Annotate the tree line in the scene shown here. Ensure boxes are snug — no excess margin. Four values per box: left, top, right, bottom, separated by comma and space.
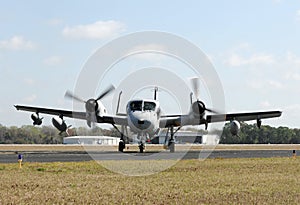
0, 123, 299, 144
220, 123, 300, 144
0, 124, 119, 144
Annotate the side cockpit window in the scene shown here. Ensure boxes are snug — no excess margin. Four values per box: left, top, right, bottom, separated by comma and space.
144, 101, 156, 111
130, 101, 142, 111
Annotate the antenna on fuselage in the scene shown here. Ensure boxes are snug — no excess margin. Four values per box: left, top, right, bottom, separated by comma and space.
154, 87, 158, 100
116, 91, 122, 114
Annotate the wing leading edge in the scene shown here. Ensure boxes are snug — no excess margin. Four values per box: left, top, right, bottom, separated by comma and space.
207, 111, 282, 123
160, 111, 282, 128
14, 105, 128, 126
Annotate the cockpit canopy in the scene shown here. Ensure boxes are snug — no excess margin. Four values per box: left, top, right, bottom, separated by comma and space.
129, 100, 156, 112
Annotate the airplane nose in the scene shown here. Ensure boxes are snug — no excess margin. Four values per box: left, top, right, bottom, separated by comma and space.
129, 112, 152, 131
136, 119, 151, 130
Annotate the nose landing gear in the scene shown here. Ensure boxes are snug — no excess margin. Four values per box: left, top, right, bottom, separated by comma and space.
138, 143, 145, 153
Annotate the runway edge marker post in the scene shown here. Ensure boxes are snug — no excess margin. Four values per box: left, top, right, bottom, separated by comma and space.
292, 150, 296, 159
18, 154, 23, 168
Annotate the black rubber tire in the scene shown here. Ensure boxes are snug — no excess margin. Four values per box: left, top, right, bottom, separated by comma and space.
139, 144, 144, 153
118, 141, 125, 152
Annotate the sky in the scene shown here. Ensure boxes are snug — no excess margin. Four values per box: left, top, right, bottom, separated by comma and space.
1, 0, 300, 128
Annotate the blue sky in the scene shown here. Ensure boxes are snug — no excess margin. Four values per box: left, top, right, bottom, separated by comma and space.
1, 0, 300, 128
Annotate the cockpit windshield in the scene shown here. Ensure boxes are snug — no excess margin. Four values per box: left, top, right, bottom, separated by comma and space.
130, 101, 142, 111
129, 100, 156, 111
144, 101, 156, 111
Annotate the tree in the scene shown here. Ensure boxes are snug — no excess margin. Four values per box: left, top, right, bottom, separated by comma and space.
0, 123, 300, 144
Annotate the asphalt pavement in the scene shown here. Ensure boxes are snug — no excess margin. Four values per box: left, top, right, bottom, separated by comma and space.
0, 149, 297, 163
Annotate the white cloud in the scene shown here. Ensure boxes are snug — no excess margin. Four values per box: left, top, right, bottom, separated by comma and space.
0, 36, 35, 50
23, 94, 37, 103
226, 53, 275, 67
23, 78, 35, 85
247, 79, 283, 90
267, 80, 283, 89
285, 72, 300, 81
43, 56, 63, 66
260, 101, 271, 108
286, 51, 300, 66
226, 54, 242, 67
275, 104, 300, 128
62, 20, 125, 40
233, 42, 251, 51
284, 52, 300, 81
247, 80, 263, 89
223, 43, 275, 67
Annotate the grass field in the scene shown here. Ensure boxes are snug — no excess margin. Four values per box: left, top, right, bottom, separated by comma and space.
0, 157, 299, 204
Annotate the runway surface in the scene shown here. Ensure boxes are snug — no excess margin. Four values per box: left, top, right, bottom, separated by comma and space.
0, 150, 297, 163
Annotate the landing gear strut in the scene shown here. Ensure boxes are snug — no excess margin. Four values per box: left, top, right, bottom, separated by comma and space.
169, 126, 175, 153
164, 126, 180, 153
137, 133, 146, 153
168, 140, 175, 153
113, 125, 129, 152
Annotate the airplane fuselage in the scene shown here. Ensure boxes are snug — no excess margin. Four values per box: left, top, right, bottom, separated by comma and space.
126, 99, 160, 136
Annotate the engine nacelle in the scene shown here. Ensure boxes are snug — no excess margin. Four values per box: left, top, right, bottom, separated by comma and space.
31, 113, 43, 126
230, 120, 240, 136
85, 99, 107, 117
191, 101, 206, 119
52, 117, 67, 133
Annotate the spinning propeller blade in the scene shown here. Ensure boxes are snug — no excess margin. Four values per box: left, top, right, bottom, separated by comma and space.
190, 77, 219, 114
96, 85, 115, 101
205, 107, 219, 114
64, 91, 86, 103
191, 77, 200, 101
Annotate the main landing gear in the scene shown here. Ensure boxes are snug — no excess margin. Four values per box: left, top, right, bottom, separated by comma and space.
164, 126, 180, 153
118, 140, 125, 152
114, 125, 129, 153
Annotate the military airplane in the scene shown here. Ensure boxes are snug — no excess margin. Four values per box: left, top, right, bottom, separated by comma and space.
14, 78, 281, 153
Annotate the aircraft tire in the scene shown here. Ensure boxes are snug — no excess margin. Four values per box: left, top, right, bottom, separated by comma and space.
139, 144, 144, 153
118, 141, 125, 152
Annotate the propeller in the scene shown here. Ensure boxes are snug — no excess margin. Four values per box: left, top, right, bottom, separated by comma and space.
96, 85, 115, 101
190, 77, 218, 114
65, 91, 86, 103
191, 77, 200, 101
64, 85, 115, 127
65, 85, 115, 103
204, 107, 219, 114
65, 85, 115, 104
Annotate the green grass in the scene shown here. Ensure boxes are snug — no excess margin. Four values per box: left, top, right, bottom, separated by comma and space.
0, 158, 300, 204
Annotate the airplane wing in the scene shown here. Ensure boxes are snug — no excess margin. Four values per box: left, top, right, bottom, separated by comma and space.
14, 105, 128, 125
160, 111, 282, 128
207, 111, 282, 123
